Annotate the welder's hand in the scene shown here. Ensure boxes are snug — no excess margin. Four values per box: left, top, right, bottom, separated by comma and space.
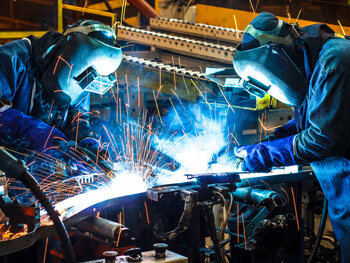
233, 135, 297, 172
78, 137, 109, 159
0, 108, 67, 152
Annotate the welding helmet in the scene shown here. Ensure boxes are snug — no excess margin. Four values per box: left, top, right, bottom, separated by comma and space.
40, 20, 122, 106
233, 12, 307, 107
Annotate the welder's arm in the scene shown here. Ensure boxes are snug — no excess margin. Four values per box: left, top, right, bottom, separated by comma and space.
0, 108, 67, 152
234, 135, 298, 172
273, 118, 298, 139
294, 70, 350, 162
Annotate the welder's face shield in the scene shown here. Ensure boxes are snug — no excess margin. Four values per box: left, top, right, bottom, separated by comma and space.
41, 28, 122, 106
233, 43, 307, 107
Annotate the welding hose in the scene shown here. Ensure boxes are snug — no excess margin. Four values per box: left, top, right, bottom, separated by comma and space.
0, 148, 76, 263
307, 197, 328, 263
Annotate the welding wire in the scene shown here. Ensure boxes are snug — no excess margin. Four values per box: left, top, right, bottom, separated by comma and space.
237, 203, 239, 243
241, 214, 247, 250
291, 187, 300, 231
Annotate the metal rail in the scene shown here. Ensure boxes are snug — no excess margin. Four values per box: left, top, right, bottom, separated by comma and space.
150, 17, 244, 44
118, 26, 235, 64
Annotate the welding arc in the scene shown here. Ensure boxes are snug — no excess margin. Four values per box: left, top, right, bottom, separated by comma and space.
75, 145, 113, 174
0, 148, 76, 263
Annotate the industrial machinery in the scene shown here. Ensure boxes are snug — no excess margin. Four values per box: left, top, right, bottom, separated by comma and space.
0, 1, 341, 263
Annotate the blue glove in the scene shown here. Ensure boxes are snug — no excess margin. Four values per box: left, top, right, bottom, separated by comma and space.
274, 118, 297, 139
234, 135, 297, 172
78, 137, 108, 159
0, 108, 67, 152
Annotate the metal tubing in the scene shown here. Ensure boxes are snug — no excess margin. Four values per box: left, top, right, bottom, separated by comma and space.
77, 216, 124, 241
231, 187, 276, 203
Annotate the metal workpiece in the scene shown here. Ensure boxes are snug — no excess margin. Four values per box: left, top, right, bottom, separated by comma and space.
118, 26, 235, 63
150, 17, 244, 44
231, 187, 277, 203
76, 216, 130, 242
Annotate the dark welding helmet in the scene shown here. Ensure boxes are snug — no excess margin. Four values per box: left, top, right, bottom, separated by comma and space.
40, 20, 122, 106
233, 12, 307, 107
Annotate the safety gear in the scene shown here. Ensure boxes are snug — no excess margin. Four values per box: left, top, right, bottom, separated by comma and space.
0, 108, 66, 152
233, 12, 307, 106
40, 20, 122, 106
274, 118, 297, 139
234, 135, 297, 172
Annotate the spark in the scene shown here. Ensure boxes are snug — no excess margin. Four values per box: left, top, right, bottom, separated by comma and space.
233, 15, 239, 39
153, 91, 163, 124
217, 84, 235, 114
184, 0, 193, 12
237, 203, 239, 243
44, 125, 55, 149
191, 79, 212, 109
172, 56, 176, 91
116, 212, 122, 247
295, 9, 302, 25
280, 186, 290, 203
43, 238, 48, 263
338, 20, 346, 35
248, 0, 255, 15
82, 1, 87, 16
144, 202, 150, 224
291, 186, 300, 231
241, 214, 247, 250
47, 100, 54, 123
259, 179, 273, 191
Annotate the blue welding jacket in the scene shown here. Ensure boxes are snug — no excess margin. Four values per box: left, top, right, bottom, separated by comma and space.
293, 37, 350, 262
0, 37, 91, 144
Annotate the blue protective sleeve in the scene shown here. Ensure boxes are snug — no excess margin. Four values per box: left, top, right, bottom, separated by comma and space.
0, 39, 34, 115
274, 118, 297, 138
0, 108, 67, 152
234, 135, 297, 172
294, 39, 350, 162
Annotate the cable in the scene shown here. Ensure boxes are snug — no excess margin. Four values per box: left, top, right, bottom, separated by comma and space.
307, 197, 328, 263
0, 148, 76, 263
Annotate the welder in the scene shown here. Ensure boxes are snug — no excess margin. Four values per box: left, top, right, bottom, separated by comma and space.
0, 20, 122, 165
232, 12, 350, 262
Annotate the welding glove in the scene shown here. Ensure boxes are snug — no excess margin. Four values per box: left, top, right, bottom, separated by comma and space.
0, 108, 67, 152
233, 135, 297, 172
78, 137, 109, 159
